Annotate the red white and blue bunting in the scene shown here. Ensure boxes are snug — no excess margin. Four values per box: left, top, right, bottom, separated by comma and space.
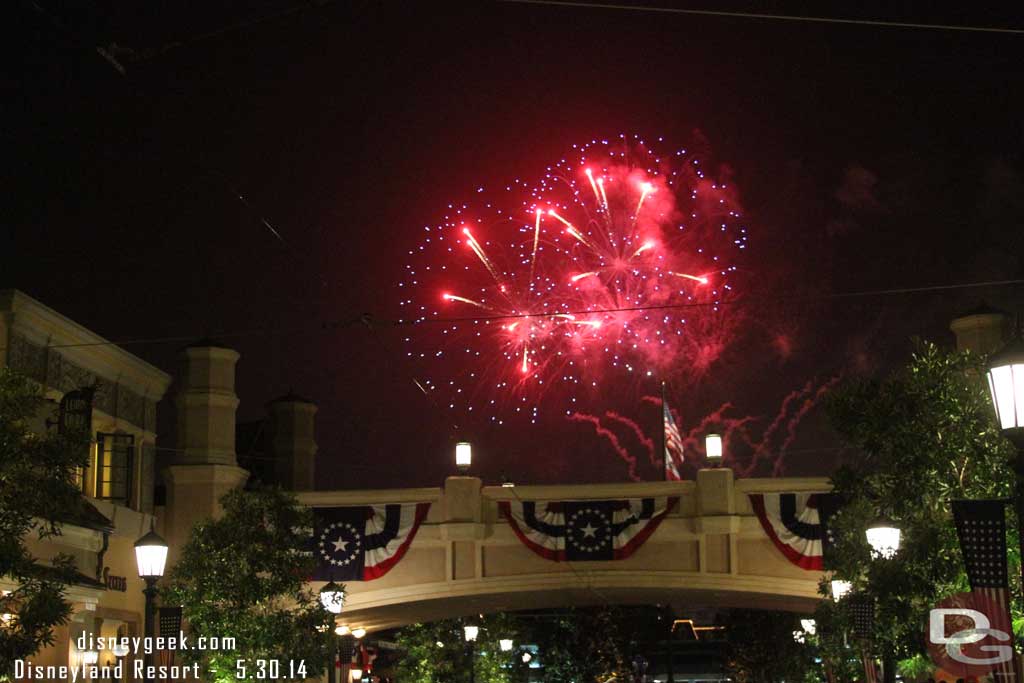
312, 503, 430, 581
748, 492, 833, 570
499, 497, 677, 561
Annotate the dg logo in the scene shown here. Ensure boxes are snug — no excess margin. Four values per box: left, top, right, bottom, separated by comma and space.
927, 592, 1016, 678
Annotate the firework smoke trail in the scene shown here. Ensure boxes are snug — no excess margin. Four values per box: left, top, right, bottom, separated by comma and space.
738, 380, 817, 477
631, 381, 839, 479
734, 376, 841, 477
632, 397, 757, 467
771, 375, 842, 476
399, 134, 749, 426
567, 412, 640, 481
603, 411, 657, 466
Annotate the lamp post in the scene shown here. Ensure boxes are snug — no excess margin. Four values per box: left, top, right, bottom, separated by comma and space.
865, 517, 901, 559
319, 581, 346, 615
133, 526, 168, 683
986, 336, 1024, 592
664, 608, 675, 683
521, 649, 533, 682
829, 579, 851, 602
860, 518, 901, 683
464, 624, 479, 683
456, 442, 473, 473
334, 627, 354, 683
346, 627, 366, 682
705, 433, 723, 463
320, 583, 345, 683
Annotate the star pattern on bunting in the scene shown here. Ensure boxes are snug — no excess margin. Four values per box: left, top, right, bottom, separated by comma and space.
567, 507, 610, 553
319, 521, 362, 567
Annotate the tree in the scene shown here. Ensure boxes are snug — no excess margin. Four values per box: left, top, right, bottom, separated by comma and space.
815, 341, 1016, 680
0, 367, 91, 677
161, 486, 334, 682
394, 613, 524, 683
528, 606, 633, 683
393, 606, 646, 683
718, 609, 822, 683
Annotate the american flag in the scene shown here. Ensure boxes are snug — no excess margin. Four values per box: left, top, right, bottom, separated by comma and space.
662, 385, 683, 481
848, 596, 874, 640
860, 647, 880, 683
952, 499, 1019, 682
848, 595, 880, 681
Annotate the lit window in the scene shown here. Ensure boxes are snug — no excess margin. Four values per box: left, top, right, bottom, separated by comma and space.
95, 433, 134, 506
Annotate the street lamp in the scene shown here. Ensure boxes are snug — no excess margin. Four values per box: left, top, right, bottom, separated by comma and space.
456, 442, 473, 473
705, 433, 723, 462
830, 579, 852, 602
800, 618, 817, 635
987, 337, 1024, 434
987, 336, 1024, 594
350, 668, 363, 681
134, 525, 168, 683
319, 581, 346, 614
320, 587, 348, 683
865, 517, 901, 559
464, 624, 479, 683
499, 638, 514, 652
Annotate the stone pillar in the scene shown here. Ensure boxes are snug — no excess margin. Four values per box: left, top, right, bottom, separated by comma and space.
696, 468, 735, 516
950, 305, 1009, 355
268, 393, 318, 491
441, 476, 483, 581
163, 341, 248, 564
695, 468, 739, 575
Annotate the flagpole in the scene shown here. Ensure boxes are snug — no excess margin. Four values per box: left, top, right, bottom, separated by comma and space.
661, 382, 668, 482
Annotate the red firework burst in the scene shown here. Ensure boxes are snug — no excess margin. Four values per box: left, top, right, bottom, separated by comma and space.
399, 134, 749, 425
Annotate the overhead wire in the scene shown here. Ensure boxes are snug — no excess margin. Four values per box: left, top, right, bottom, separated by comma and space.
499, 0, 1024, 36
42, 277, 1024, 350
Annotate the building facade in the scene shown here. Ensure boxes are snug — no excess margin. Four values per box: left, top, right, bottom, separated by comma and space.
1, 290, 320, 680
1, 290, 171, 678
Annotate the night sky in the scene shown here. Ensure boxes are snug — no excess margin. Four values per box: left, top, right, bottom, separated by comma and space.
7, 2, 1024, 489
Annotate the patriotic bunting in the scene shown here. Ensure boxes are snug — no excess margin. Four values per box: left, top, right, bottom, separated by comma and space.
312, 503, 430, 581
748, 492, 838, 570
499, 497, 677, 561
